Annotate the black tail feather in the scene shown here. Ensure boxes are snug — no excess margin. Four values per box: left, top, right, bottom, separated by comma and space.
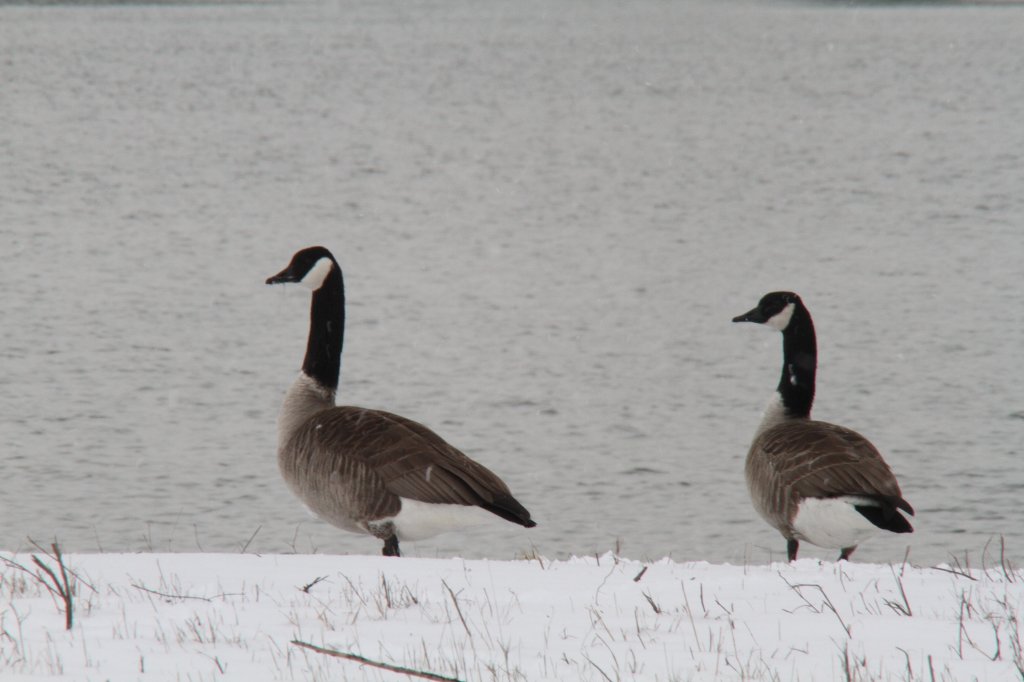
855, 502, 914, 534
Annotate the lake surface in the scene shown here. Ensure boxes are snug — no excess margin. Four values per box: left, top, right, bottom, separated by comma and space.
1, 0, 1022, 566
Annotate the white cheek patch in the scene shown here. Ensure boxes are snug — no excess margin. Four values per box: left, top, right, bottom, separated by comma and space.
765, 302, 795, 331
300, 257, 334, 290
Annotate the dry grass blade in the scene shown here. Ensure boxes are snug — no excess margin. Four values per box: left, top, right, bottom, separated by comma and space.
32, 555, 73, 630
779, 574, 851, 636
681, 582, 703, 652
239, 525, 262, 553
299, 576, 328, 594
885, 564, 913, 616
582, 653, 615, 682
291, 639, 465, 681
442, 579, 472, 638
2, 541, 82, 630
27, 538, 96, 593
999, 536, 1018, 584
642, 591, 662, 614
930, 564, 978, 581
132, 583, 213, 602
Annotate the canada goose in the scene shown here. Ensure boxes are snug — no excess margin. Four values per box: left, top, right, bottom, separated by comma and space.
732, 291, 913, 562
266, 246, 535, 557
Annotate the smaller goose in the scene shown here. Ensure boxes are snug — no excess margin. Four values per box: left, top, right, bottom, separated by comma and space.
267, 246, 536, 557
732, 292, 913, 562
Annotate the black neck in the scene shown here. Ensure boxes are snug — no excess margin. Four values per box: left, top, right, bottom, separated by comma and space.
777, 302, 817, 419
302, 265, 345, 392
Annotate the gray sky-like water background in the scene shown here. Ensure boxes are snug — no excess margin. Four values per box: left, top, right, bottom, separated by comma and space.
1, 0, 1022, 565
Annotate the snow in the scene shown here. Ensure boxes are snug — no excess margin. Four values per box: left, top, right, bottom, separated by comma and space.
2, 551, 1022, 681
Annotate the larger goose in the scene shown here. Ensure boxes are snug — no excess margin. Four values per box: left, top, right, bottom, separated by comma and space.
266, 246, 535, 557
732, 291, 913, 561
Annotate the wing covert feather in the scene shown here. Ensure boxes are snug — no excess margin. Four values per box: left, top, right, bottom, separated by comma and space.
753, 420, 907, 502
294, 407, 517, 509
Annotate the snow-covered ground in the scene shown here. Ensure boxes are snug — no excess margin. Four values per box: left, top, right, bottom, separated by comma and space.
2, 551, 1021, 681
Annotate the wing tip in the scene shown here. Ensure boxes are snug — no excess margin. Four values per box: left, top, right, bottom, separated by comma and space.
484, 494, 537, 529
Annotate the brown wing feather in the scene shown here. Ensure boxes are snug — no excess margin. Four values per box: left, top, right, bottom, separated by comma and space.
747, 419, 912, 532
296, 407, 530, 523
280, 414, 401, 527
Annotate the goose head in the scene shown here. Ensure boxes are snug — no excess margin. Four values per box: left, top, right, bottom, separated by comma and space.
732, 291, 802, 332
266, 246, 338, 291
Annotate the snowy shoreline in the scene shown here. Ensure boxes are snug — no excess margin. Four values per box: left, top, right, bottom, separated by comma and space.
2, 551, 1021, 680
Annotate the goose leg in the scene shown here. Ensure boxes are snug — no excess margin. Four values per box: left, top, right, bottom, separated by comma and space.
787, 538, 799, 562
382, 535, 401, 557
838, 546, 856, 561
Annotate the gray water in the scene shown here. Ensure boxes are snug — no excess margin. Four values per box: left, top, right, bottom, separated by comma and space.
2, 0, 1022, 566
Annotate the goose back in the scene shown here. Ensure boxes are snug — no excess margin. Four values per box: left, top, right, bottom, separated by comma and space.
746, 418, 912, 537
